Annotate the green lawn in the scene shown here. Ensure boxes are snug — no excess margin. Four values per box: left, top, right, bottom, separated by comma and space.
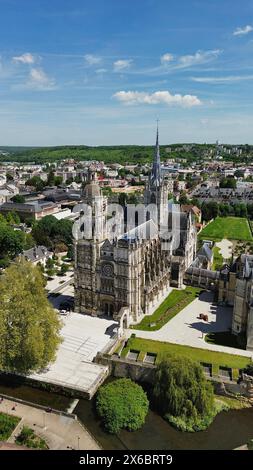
132, 287, 201, 331
122, 336, 252, 379
0, 413, 20, 441
212, 246, 223, 270
199, 217, 253, 242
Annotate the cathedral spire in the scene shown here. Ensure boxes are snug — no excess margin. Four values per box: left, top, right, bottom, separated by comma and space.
150, 119, 162, 187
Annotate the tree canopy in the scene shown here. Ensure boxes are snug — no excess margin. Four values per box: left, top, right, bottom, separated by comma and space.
32, 215, 73, 250
0, 259, 62, 373
152, 356, 215, 432
96, 378, 149, 434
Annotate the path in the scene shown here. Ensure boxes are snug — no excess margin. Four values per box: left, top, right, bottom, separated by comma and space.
0, 398, 100, 450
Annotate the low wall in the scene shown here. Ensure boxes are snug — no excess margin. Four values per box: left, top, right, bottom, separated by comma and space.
0, 391, 77, 419
95, 353, 156, 383
0, 372, 91, 400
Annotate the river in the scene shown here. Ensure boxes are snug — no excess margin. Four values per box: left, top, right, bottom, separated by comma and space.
0, 378, 252, 450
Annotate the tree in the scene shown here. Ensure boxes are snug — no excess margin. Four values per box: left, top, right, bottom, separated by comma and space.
96, 378, 149, 434
25, 176, 45, 192
11, 195, 25, 204
60, 263, 69, 276
220, 177, 236, 189
152, 357, 214, 432
0, 220, 25, 260
32, 216, 73, 250
0, 259, 62, 373
6, 211, 20, 225
46, 170, 55, 187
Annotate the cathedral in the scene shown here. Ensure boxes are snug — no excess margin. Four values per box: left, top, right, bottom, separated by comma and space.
74, 126, 197, 324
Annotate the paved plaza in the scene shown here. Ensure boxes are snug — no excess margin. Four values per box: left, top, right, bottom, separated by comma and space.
30, 311, 118, 396
129, 291, 253, 359
0, 398, 99, 450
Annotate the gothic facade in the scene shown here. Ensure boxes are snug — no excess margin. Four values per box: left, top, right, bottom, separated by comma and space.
74, 126, 197, 324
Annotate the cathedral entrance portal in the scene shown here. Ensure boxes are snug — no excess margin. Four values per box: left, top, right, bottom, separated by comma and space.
102, 302, 114, 316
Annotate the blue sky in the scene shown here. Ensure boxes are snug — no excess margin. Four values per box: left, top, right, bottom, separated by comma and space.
1, 0, 253, 145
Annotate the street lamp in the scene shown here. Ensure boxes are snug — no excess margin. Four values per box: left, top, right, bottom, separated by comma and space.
43, 411, 46, 428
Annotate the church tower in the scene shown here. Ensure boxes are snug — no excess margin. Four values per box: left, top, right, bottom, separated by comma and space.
74, 170, 107, 315
144, 122, 168, 229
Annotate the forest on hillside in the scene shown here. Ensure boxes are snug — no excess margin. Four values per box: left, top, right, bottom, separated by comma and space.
0, 143, 215, 165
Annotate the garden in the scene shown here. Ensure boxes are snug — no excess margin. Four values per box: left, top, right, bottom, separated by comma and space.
132, 287, 201, 331
199, 217, 253, 242
0, 412, 20, 441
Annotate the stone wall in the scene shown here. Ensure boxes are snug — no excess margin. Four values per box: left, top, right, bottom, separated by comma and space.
95, 353, 156, 384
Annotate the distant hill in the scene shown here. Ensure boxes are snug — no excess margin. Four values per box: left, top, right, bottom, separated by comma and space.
0, 143, 215, 165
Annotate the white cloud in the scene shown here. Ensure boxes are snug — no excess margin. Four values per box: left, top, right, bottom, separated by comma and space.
233, 25, 253, 36
27, 68, 56, 90
192, 75, 253, 83
95, 68, 107, 74
12, 53, 36, 64
178, 49, 221, 68
84, 54, 102, 65
113, 90, 202, 108
113, 59, 132, 72
160, 53, 174, 64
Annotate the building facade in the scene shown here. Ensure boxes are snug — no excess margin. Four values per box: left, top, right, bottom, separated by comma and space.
74, 126, 197, 324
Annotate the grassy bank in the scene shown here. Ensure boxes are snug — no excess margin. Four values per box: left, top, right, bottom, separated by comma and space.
122, 336, 252, 379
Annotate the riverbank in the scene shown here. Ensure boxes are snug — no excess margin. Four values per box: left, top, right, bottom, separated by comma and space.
0, 396, 100, 450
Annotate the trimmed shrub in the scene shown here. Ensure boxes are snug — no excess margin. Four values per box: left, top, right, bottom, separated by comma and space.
96, 378, 149, 434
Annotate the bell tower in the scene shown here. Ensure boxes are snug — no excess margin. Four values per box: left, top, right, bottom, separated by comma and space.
144, 121, 168, 229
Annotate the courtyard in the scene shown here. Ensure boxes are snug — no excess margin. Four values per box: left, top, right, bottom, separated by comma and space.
128, 291, 253, 359
30, 284, 118, 396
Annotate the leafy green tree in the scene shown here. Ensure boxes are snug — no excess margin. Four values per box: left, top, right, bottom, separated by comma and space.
25, 176, 45, 192
152, 357, 214, 432
96, 378, 149, 434
10, 195, 25, 203
23, 233, 36, 250
0, 259, 62, 373
0, 221, 25, 260
32, 216, 73, 249
46, 170, 55, 186
60, 263, 69, 276
220, 177, 236, 189
54, 176, 63, 187
6, 211, 20, 225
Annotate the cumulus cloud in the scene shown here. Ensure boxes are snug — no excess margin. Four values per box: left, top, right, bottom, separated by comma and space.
233, 25, 253, 36
84, 54, 102, 65
27, 68, 56, 90
113, 59, 132, 72
12, 52, 37, 64
113, 90, 202, 108
177, 49, 221, 68
160, 53, 174, 64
